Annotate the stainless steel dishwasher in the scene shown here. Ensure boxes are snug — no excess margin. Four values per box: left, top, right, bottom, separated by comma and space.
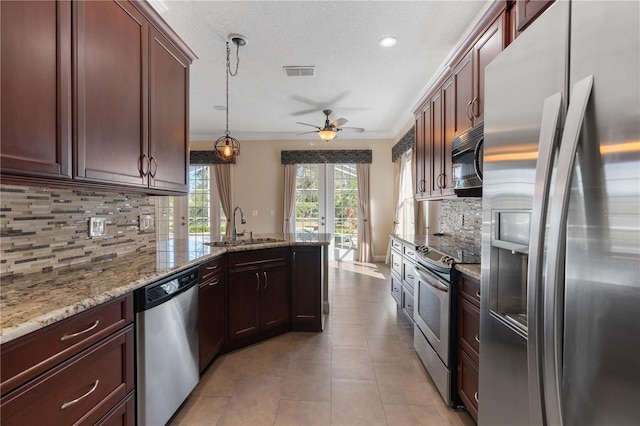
135, 266, 199, 426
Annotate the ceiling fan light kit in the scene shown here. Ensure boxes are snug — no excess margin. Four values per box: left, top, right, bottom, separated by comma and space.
214, 33, 247, 161
296, 109, 364, 142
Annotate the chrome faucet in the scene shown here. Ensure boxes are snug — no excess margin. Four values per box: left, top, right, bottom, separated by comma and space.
232, 206, 246, 241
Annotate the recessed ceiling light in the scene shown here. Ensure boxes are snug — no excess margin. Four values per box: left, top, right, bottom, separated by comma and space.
378, 36, 397, 47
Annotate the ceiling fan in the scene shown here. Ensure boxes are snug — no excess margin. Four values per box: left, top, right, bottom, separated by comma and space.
296, 109, 365, 141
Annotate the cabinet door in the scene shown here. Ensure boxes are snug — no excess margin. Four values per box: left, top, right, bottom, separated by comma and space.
472, 13, 505, 124
430, 90, 443, 195
452, 50, 474, 137
291, 247, 322, 331
416, 103, 432, 199
441, 76, 455, 196
228, 267, 261, 342
1, 1, 71, 179
148, 28, 189, 192
198, 274, 225, 372
414, 110, 426, 198
74, 0, 148, 187
260, 262, 289, 331
516, 0, 554, 32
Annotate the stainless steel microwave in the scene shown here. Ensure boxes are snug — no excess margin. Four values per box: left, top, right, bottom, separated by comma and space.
452, 122, 483, 197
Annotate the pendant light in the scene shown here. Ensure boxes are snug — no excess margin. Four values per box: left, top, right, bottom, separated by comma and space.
214, 34, 247, 160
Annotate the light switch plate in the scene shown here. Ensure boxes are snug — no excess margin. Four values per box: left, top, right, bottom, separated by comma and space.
89, 217, 107, 237
139, 214, 154, 231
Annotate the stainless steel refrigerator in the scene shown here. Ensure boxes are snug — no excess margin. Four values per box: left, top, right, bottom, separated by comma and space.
479, 1, 640, 425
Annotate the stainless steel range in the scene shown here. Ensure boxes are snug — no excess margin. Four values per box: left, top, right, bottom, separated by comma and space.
413, 244, 459, 407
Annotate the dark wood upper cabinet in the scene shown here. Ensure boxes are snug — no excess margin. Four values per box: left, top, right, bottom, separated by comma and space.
452, 50, 474, 138
74, 0, 148, 187
414, 102, 432, 199
0, 0, 72, 179
516, 0, 554, 32
472, 13, 505, 124
441, 76, 455, 196
148, 28, 189, 192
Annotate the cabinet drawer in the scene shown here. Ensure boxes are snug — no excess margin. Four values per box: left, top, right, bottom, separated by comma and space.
199, 255, 225, 282
390, 251, 402, 276
402, 286, 415, 323
459, 273, 481, 307
457, 350, 479, 422
390, 275, 402, 305
403, 244, 416, 261
1, 294, 133, 396
1, 326, 134, 426
95, 391, 134, 426
458, 298, 480, 364
390, 238, 402, 251
228, 247, 287, 269
402, 259, 416, 291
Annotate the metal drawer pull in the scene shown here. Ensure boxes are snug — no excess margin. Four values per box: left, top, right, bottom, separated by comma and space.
61, 380, 99, 409
206, 265, 218, 270
60, 320, 100, 341
394, 263, 400, 267
394, 288, 400, 292
407, 274, 415, 280
474, 392, 479, 403
475, 334, 480, 343
209, 279, 220, 286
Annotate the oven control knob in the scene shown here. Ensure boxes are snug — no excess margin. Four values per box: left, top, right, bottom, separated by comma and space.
441, 256, 454, 265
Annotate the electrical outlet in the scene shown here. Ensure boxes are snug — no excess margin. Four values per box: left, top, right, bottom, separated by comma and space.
139, 214, 154, 231
89, 217, 107, 237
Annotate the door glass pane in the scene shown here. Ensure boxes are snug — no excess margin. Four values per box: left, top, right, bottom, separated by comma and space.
189, 165, 211, 246
334, 164, 358, 258
295, 164, 320, 233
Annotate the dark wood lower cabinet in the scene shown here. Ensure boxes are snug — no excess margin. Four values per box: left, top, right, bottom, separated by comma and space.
291, 246, 323, 332
198, 257, 226, 372
227, 248, 290, 350
95, 391, 135, 426
456, 272, 480, 423
458, 349, 479, 421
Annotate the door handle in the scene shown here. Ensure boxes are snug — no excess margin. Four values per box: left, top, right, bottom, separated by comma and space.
263, 271, 268, 290
471, 97, 479, 118
255, 272, 260, 291
466, 100, 474, 124
149, 156, 158, 178
543, 75, 593, 426
139, 154, 149, 177
526, 91, 564, 426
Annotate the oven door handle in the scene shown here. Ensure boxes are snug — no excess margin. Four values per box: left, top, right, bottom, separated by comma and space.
415, 265, 449, 293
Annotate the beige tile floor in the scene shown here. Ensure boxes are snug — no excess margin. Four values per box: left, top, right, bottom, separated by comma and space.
171, 260, 475, 426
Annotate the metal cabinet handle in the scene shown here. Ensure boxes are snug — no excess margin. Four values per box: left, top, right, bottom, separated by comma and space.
393, 288, 400, 293
441, 172, 448, 189
292, 251, 296, 267
263, 271, 268, 290
393, 263, 400, 267
61, 380, 99, 409
255, 272, 260, 291
466, 100, 474, 123
209, 279, 220, 286
60, 320, 100, 342
139, 154, 149, 177
475, 291, 481, 299
407, 274, 415, 280
407, 304, 413, 309
206, 265, 218, 270
474, 392, 479, 403
475, 334, 480, 343
149, 156, 158, 178
471, 97, 479, 118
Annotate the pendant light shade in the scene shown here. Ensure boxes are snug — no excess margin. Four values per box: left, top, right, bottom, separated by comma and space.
214, 35, 247, 161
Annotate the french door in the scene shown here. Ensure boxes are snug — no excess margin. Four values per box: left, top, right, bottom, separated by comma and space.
295, 164, 358, 261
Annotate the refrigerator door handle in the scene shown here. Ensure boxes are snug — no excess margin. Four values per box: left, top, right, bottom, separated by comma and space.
526, 91, 564, 426
544, 75, 594, 426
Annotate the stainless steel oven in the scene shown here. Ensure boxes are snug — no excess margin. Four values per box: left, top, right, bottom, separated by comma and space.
412, 245, 458, 407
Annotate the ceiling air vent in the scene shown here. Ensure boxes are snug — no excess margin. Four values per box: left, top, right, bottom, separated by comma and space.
283, 66, 316, 77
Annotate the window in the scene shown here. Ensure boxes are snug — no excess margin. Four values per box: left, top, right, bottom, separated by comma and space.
397, 150, 414, 235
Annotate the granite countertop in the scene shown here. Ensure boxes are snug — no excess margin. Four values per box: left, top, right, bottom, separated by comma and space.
0, 233, 331, 344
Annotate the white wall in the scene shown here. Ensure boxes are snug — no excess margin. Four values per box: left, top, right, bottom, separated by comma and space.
190, 137, 395, 260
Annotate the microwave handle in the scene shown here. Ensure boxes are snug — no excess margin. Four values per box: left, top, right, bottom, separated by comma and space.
473, 138, 483, 182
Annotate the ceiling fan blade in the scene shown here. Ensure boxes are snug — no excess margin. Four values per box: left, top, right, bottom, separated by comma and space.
331, 118, 348, 127
296, 130, 319, 135
296, 122, 321, 129
338, 126, 365, 132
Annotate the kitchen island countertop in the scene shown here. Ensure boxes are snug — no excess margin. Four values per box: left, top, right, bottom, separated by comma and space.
0, 233, 331, 344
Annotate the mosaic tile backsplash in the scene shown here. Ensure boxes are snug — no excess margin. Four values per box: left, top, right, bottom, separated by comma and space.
0, 184, 156, 278
439, 198, 482, 253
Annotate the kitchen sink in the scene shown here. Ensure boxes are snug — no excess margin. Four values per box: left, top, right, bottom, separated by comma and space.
205, 237, 285, 247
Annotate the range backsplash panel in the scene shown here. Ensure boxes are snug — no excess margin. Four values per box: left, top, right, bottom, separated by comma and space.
0, 184, 155, 278
439, 198, 482, 253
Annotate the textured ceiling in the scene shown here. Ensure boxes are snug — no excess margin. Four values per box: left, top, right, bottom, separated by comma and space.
153, 1, 490, 141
